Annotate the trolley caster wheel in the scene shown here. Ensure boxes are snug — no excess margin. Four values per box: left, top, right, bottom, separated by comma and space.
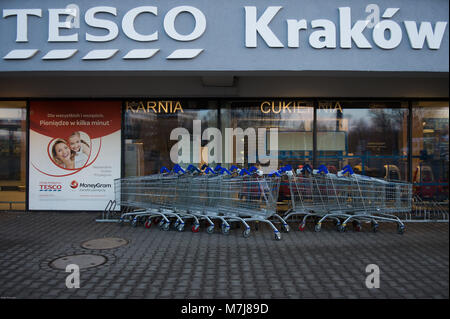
206, 225, 215, 234
298, 222, 306, 231
221, 224, 230, 235
397, 225, 405, 235
131, 218, 138, 228
242, 229, 251, 238
158, 219, 165, 228
191, 224, 200, 233
282, 224, 290, 233
144, 219, 152, 229
371, 223, 379, 233
177, 224, 185, 232
160, 222, 170, 231
118, 218, 125, 227
314, 223, 322, 232
274, 232, 281, 241
173, 220, 181, 229
337, 225, 346, 233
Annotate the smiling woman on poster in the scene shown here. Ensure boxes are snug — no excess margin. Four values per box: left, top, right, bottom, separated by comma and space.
51, 139, 75, 169
68, 131, 91, 168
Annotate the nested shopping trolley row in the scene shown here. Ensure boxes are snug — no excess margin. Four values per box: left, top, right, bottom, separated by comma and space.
110, 164, 289, 240
283, 164, 411, 234
99, 163, 413, 240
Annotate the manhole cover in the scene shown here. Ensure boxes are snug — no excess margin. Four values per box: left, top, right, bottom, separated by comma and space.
81, 237, 128, 250
49, 254, 107, 270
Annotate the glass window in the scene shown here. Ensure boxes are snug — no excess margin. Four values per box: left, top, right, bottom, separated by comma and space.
220, 100, 314, 170
0, 101, 27, 210
124, 100, 218, 176
412, 101, 449, 202
317, 101, 408, 179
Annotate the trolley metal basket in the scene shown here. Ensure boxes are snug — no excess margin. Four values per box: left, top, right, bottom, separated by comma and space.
283, 164, 411, 234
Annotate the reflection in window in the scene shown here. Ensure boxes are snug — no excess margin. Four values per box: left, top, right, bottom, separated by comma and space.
124, 100, 218, 176
0, 101, 27, 210
412, 101, 449, 202
317, 101, 408, 180
221, 100, 314, 170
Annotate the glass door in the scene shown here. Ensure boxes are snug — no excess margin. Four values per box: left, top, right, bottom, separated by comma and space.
0, 101, 27, 210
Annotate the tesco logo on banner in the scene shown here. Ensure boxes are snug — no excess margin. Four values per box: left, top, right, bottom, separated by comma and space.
2, 5, 206, 61
39, 183, 62, 191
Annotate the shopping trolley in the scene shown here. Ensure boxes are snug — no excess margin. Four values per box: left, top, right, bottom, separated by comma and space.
282, 164, 350, 231
166, 164, 224, 233
314, 165, 409, 233
283, 164, 411, 234
136, 164, 253, 235
206, 166, 289, 240
123, 165, 222, 232
114, 166, 193, 230
408, 195, 449, 222
177, 165, 244, 235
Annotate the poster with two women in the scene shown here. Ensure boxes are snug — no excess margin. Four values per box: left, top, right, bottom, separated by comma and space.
29, 101, 121, 210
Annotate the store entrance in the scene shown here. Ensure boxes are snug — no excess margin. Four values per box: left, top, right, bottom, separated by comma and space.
0, 102, 26, 210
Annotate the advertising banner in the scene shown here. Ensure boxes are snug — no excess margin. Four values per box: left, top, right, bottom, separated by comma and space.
29, 101, 121, 210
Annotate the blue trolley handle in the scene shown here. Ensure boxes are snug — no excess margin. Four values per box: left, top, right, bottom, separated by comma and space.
214, 164, 223, 172
201, 164, 209, 170
204, 167, 216, 174
269, 171, 281, 177
219, 168, 232, 175
229, 165, 239, 172
239, 168, 251, 176
278, 164, 293, 173
172, 164, 185, 174
317, 165, 329, 174
301, 164, 313, 174
342, 165, 354, 175
248, 166, 258, 173
186, 164, 201, 173
160, 166, 170, 174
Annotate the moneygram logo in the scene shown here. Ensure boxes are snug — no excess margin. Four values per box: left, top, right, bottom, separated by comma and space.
69, 180, 111, 190
79, 183, 112, 189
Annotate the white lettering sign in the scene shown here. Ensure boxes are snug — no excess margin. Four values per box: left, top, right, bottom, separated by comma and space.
1, 4, 447, 62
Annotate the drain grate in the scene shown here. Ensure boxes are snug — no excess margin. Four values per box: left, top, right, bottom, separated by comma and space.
49, 254, 107, 270
81, 237, 128, 250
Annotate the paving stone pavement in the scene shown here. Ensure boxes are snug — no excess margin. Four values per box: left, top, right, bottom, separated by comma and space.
0, 212, 448, 299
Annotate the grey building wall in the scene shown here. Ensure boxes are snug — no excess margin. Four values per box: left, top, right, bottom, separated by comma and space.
0, 0, 448, 98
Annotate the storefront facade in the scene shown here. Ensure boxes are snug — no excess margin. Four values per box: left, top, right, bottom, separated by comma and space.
0, 0, 448, 211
